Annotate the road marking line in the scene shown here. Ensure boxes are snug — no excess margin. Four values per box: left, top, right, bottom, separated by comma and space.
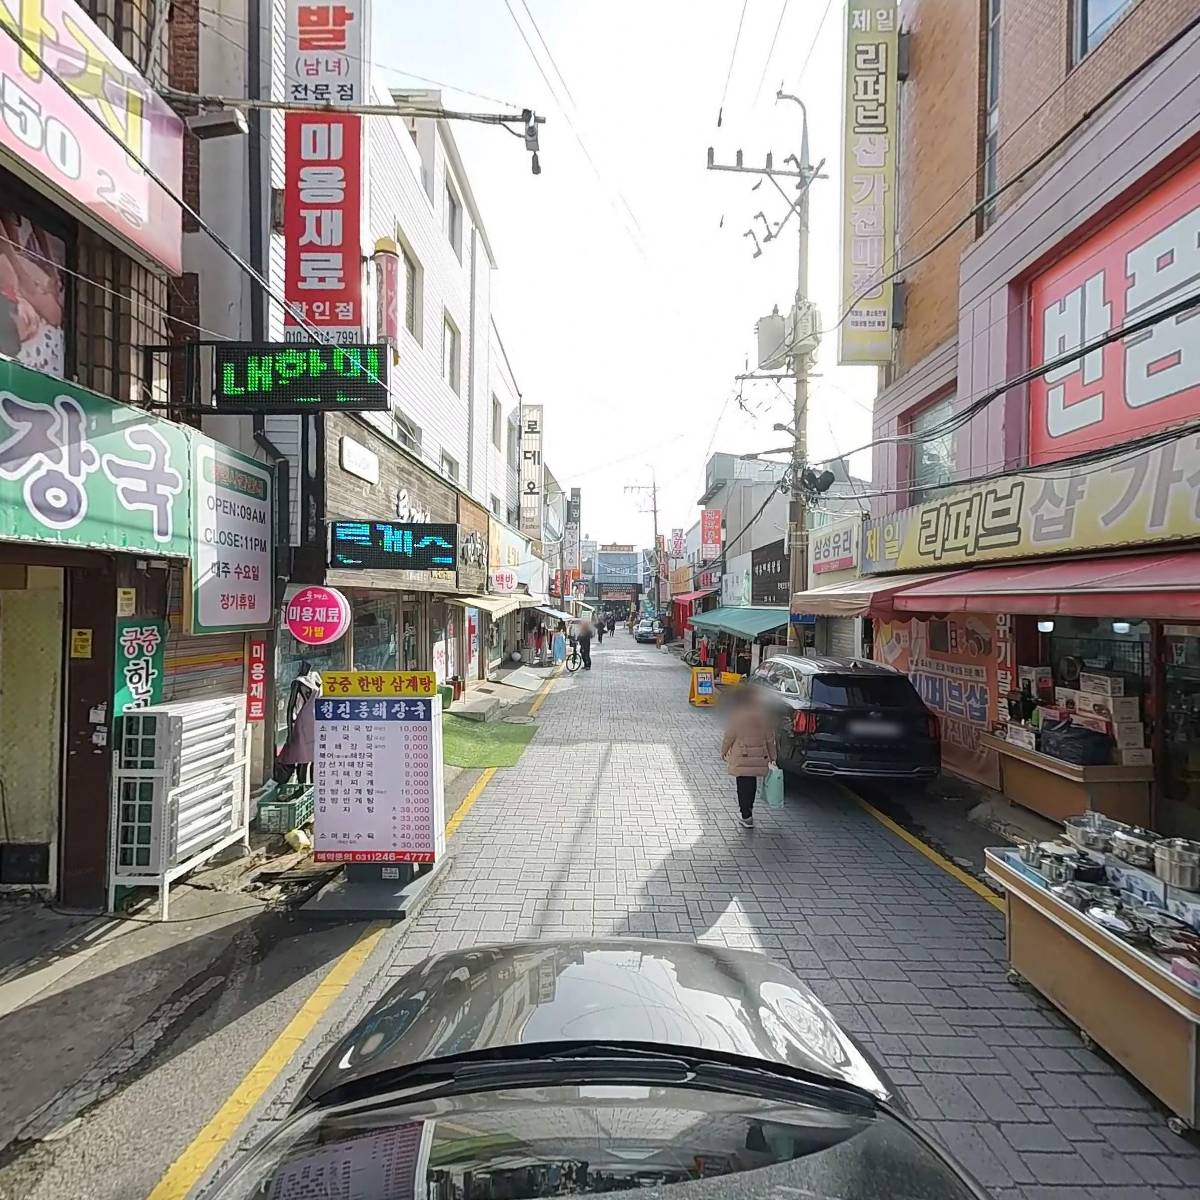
445, 767, 497, 838
845, 788, 1005, 912
145, 920, 388, 1200
146, 669, 560, 1196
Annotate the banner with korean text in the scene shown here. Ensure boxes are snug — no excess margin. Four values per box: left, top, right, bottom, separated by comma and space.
284, 0, 368, 343
839, 0, 898, 364
0, 0, 183, 272
700, 508, 722, 560
1029, 157, 1200, 466
862, 426, 1200, 574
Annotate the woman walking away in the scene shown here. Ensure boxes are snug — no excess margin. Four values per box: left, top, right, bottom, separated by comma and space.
720, 688, 776, 829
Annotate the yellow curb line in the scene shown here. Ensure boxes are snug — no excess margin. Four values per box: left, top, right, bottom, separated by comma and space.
445, 767, 497, 838
145, 920, 389, 1200
843, 786, 1005, 912
146, 664, 564, 1198
528, 661, 564, 716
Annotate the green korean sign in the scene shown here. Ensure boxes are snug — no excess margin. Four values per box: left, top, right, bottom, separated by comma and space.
0, 358, 191, 556
113, 618, 166, 716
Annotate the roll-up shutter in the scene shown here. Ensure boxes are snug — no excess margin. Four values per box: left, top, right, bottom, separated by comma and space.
162, 567, 248, 703
826, 617, 858, 661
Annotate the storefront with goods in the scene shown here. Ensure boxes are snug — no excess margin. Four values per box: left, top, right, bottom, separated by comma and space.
816, 114, 1200, 1133
0, 360, 274, 904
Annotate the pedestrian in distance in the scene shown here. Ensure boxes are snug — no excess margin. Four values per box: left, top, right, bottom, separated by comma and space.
720, 687, 777, 829
577, 617, 594, 670
597, 618, 606, 646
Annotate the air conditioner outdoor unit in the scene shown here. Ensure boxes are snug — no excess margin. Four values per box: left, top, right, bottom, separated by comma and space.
109, 696, 251, 919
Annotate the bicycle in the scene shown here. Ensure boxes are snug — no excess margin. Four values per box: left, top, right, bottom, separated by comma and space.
565, 646, 583, 673
681, 647, 701, 667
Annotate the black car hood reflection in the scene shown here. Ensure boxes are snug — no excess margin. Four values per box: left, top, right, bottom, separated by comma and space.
306, 939, 889, 1103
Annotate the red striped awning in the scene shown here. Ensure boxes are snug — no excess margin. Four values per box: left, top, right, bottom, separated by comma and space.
892, 550, 1200, 619
672, 587, 718, 604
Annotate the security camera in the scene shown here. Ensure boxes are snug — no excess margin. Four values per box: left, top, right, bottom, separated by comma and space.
186, 107, 250, 140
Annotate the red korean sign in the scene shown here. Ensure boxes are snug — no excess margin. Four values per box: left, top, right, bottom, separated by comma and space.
1029, 159, 1200, 466
246, 637, 268, 722
700, 508, 723, 560
284, 584, 351, 646
284, 112, 363, 342
0, 0, 183, 273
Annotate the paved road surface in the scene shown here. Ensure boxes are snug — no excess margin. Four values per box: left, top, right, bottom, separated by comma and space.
7, 633, 1198, 1198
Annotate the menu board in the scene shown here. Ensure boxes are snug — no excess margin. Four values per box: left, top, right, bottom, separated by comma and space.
313, 671, 445, 863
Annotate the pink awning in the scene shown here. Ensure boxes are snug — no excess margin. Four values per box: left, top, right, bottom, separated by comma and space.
892, 550, 1200, 619
672, 587, 718, 604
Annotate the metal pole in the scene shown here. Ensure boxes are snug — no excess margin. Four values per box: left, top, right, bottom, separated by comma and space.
651, 472, 663, 615
787, 104, 812, 652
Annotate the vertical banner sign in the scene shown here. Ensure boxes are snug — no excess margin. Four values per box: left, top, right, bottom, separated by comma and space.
113, 619, 166, 717
700, 508, 723, 560
839, 0, 898, 365
564, 488, 581, 570
190, 444, 273, 633
314, 671, 444, 863
373, 237, 401, 351
519, 405, 544, 538
246, 638, 268, 721
670, 527, 685, 560
284, 0, 368, 344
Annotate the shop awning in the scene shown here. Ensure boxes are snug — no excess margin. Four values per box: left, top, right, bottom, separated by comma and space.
534, 605, 580, 623
791, 571, 966, 619
448, 594, 520, 619
892, 550, 1200, 619
690, 606, 789, 639
672, 587, 718, 605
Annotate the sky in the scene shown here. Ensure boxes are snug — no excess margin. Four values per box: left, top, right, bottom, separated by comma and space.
376, 0, 878, 546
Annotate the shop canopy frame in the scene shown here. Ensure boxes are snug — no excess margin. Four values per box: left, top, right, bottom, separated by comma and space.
890, 550, 1200, 620
448, 594, 521, 620
689, 606, 789, 640
532, 605, 582, 623
672, 586, 719, 605
790, 571, 967, 619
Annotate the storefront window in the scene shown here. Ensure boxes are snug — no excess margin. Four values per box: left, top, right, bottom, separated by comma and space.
275, 626, 348, 747
1045, 616, 1150, 695
352, 594, 398, 671
1163, 626, 1200, 809
401, 605, 418, 670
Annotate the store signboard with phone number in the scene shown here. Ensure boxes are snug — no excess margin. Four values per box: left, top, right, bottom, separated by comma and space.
0, 0, 183, 272
313, 671, 445, 864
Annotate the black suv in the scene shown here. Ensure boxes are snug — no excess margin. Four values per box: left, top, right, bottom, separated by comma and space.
748, 655, 940, 783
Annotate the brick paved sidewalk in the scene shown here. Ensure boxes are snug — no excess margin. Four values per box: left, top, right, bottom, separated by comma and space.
234, 634, 1200, 1199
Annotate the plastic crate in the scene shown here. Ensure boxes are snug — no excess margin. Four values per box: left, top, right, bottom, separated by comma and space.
256, 784, 314, 833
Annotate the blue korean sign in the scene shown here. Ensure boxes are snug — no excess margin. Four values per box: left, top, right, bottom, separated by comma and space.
329, 520, 458, 571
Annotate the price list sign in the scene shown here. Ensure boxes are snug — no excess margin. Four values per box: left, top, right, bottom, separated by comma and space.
314, 672, 444, 864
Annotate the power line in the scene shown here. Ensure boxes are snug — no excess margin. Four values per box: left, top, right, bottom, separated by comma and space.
716, 0, 750, 127
502, 0, 647, 260
751, 0, 790, 109
794, 0, 835, 91
193, 6, 525, 110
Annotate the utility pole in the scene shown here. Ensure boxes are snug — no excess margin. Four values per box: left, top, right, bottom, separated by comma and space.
625, 474, 663, 615
707, 92, 824, 651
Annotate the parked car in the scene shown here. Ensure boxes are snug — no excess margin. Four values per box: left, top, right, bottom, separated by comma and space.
208, 940, 988, 1200
635, 618, 660, 643
749, 655, 940, 783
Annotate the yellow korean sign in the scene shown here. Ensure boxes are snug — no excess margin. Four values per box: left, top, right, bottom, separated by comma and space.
839, 0, 898, 364
863, 428, 1200, 574
321, 671, 438, 698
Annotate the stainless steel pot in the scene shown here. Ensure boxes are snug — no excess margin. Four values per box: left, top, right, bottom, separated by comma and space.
1041, 854, 1074, 885
1064, 812, 1126, 853
1111, 827, 1160, 869
1154, 838, 1200, 892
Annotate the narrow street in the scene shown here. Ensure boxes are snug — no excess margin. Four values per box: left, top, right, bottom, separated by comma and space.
201, 634, 1200, 1200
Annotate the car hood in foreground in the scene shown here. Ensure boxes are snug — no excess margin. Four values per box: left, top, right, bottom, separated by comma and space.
305, 938, 889, 1104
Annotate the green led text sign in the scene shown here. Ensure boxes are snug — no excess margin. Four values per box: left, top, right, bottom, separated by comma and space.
212, 343, 390, 413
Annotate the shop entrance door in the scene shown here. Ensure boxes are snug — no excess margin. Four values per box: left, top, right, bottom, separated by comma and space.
0, 566, 64, 888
